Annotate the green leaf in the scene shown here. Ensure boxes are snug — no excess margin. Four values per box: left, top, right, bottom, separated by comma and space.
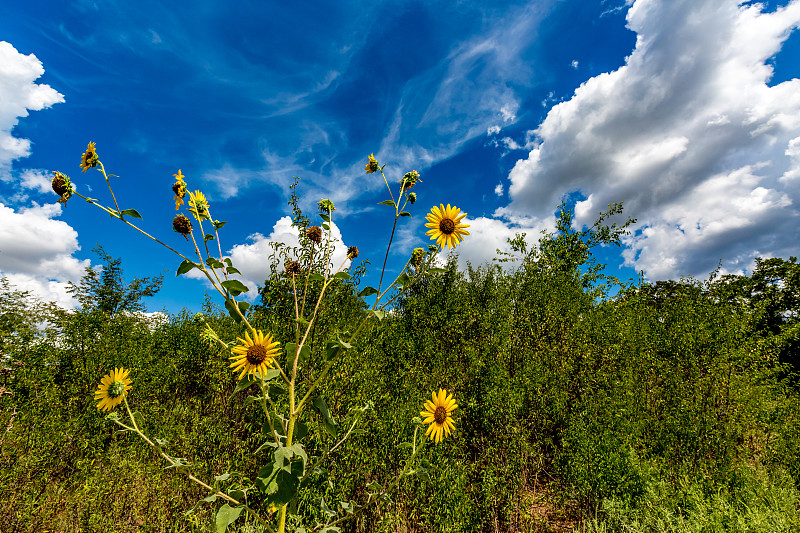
397, 273, 411, 286
120, 208, 142, 219
370, 309, 386, 321
295, 317, 310, 327
176, 259, 200, 276
224, 258, 232, 266
340, 501, 355, 514
225, 300, 250, 323
263, 368, 281, 382
204, 234, 215, 242
215, 504, 243, 533
358, 286, 378, 297
215, 473, 231, 482
318, 497, 336, 517
325, 340, 340, 361
204, 494, 217, 502
399, 211, 411, 217
226, 266, 242, 275
319, 213, 331, 223
207, 257, 225, 269
333, 272, 351, 280
213, 220, 227, 230
293, 420, 308, 443
290, 442, 308, 467
321, 223, 330, 231
243, 395, 261, 408
428, 267, 446, 273
308, 273, 324, 282
221, 280, 249, 296
313, 396, 338, 437
378, 200, 395, 206
233, 375, 256, 395
321, 527, 341, 533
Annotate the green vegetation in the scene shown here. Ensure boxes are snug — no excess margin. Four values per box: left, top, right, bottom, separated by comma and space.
2, 204, 800, 532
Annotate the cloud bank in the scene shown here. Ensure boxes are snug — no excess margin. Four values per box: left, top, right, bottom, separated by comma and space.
499, 0, 800, 280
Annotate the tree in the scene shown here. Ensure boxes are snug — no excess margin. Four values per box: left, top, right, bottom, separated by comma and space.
67, 245, 164, 316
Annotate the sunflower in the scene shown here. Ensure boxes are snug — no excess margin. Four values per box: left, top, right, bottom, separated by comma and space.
229, 330, 281, 380
424, 204, 470, 249
172, 169, 187, 210
188, 190, 210, 221
365, 153, 379, 174
94, 367, 132, 412
421, 389, 457, 443
79, 142, 99, 172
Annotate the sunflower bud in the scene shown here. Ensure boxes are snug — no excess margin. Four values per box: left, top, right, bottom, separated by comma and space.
411, 247, 425, 269
306, 226, 323, 245
347, 246, 359, 259
172, 214, 192, 239
318, 199, 335, 214
365, 153, 379, 174
51, 171, 73, 206
285, 260, 302, 276
408, 192, 416, 204
428, 245, 438, 253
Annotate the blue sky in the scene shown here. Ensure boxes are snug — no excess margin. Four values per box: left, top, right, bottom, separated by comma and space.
2, 0, 800, 314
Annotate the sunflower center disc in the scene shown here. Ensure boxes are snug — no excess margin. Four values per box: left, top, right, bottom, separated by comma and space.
108, 380, 125, 399
434, 406, 447, 424
439, 218, 455, 235
246, 345, 268, 365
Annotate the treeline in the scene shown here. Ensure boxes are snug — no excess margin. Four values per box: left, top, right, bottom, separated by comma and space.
1, 206, 800, 532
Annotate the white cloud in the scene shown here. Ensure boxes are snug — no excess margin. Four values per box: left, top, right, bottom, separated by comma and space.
0, 41, 64, 182
571, 60, 579, 69
501, 0, 800, 280
487, 125, 501, 136
450, 214, 547, 271
219, 216, 351, 299
0, 202, 89, 308
494, 182, 504, 196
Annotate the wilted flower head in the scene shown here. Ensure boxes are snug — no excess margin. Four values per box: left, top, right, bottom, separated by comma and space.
188, 190, 211, 221
306, 226, 322, 245
285, 260, 302, 276
172, 214, 192, 239
51, 171, 73, 206
172, 169, 187, 210
318, 199, 335, 214
347, 246, 359, 259
79, 142, 99, 172
399, 170, 422, 190
365, 153, 379, 174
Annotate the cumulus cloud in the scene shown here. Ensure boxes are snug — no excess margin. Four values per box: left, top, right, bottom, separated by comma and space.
207, 216, 351, 299
449, 214, 546, 271
0, 202, 89, 308
0, 41, 64, 181
500, 0, 800, 280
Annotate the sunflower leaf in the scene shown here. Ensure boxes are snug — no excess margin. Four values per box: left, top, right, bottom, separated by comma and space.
206, 257, 225, 269
225, 266, 242, 275
120, 208, 142, 219
308, 273, 324, 282
378, 200, 395, 206
221, 280, 249, 296
215, 504, 243, 533
399, 211, 411, 217
369, 309, 385, 321
358, 286, 378, 297
397, 273, 411, 286
225, 300, 250, 322
204, 234, 215, 242
318, 497, 337, 517
313, 396, 338, 437
333, 272, 351, 280
233, 375, 257, 395
212, 220, 227, 230
176, 259, 200, 276
319, 213, 331, 223
321, 223, 330, 231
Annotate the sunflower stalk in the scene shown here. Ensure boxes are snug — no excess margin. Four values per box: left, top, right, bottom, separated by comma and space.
67, 147, 464, 532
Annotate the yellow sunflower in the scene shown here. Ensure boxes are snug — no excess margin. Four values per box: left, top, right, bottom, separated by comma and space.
172, 169, 187, 210
365, 153, 379, 174
229, 330, 281, 380
187, 190, 211, 221
79, 141, 99, 172
421, 389, 457, 443
94, 367, 132, 412
424, 204, 470, 249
